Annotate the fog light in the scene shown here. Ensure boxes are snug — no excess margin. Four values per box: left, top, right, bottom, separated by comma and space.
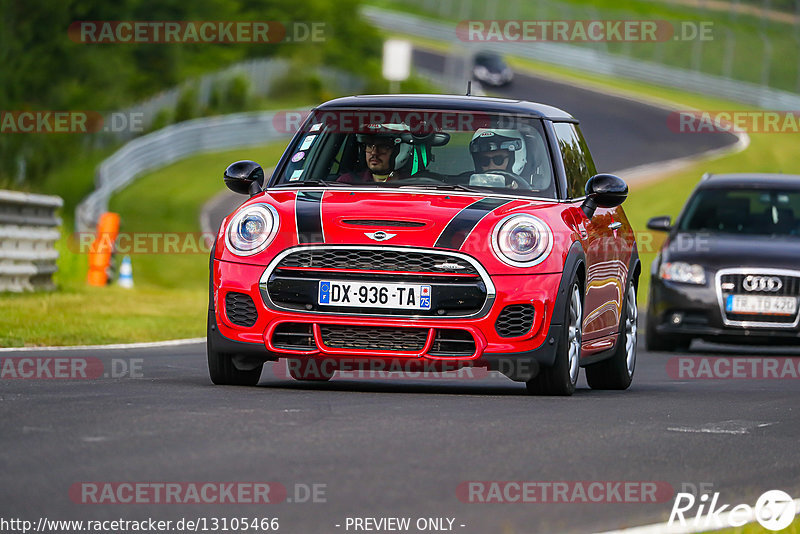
670, 313, 684, 325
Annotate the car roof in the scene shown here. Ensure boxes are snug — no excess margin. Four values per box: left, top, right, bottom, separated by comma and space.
698, 173, 800, 189
314, 94, 576, 122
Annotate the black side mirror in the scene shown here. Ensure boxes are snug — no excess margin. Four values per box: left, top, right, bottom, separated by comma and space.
224, 160, 264, 195
581, 173, 628, 218
647, 216, 672, 231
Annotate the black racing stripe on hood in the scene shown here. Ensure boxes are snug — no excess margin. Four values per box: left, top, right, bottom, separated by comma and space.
434, 198, 512, 250
296, 191, 324, 243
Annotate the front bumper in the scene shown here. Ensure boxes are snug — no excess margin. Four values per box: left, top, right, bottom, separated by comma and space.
212, 258, 564, 374
649, 276, 800, 344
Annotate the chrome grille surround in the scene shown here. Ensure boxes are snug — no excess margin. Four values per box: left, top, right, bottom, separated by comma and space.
259, 245, 495, 319
715, 268, 800, 329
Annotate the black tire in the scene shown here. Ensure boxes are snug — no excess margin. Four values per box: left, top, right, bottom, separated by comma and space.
287, 358, 334, 382
207, 325, 263, 386
526, 278, 582, 396
586, 282, 637, 390
644, 312, 691, 352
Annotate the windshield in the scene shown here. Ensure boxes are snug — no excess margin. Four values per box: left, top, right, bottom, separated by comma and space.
274, 108, 556, 198
679, 188, 800, 236
475, 54, 506, 70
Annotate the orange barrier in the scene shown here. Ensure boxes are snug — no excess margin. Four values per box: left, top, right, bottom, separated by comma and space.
87, 212, 120, 286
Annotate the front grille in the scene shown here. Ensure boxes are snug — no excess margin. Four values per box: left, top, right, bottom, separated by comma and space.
277, 248, 480, 275
495, 305, 536, 337
719, 271, 800, 326
429, 329, 476, 357
225, 292, 258, 327
319, 325, 429, 352
272, 323, 314, 350
263, 247, 491, 317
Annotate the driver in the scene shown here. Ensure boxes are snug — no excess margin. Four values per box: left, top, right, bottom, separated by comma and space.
338, 131, 412, 183
469, 129, 527, 176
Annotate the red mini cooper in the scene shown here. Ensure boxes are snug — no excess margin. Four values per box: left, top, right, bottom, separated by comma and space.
208, 94, 639, 395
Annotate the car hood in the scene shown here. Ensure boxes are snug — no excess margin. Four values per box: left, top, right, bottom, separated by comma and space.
663, 232, 800, 270
300, 189, 542, 249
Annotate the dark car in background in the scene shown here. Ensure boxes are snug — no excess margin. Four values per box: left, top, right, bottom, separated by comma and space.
647, 173, 800, 351
472, 51, 513, 87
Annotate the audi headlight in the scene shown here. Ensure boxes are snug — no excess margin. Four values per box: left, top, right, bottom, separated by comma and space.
225, 205, 279, 256
491, 214, 552, 267
659, 262, 706, 285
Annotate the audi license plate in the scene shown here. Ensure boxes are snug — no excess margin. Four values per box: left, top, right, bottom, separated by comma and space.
318, 281, 431, 310
726, 294, 797, 316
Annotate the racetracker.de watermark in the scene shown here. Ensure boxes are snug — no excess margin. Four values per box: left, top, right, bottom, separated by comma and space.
668, 110, 800, 133
456, 481, 674, 503
69, 21, 326, 43
667, 357, 800, 380
0, 111, 143, 134
69, 482, 327, 504
457, 20, 713, 42
0, 357, 142, 379
70, 232, 215, 254
273, 358, 493, 381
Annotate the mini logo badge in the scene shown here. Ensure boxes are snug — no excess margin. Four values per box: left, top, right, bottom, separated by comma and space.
365, 231, 396, 241
434, 262, 465, 270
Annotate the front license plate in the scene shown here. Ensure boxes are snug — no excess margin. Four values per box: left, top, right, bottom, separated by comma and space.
726, 294, 797, 316
318, 281, 431, 310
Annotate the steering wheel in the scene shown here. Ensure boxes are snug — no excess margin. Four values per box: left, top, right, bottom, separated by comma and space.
482, 171, 533, 190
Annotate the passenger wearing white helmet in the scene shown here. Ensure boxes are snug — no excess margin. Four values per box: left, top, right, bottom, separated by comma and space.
469, 129, 526, 175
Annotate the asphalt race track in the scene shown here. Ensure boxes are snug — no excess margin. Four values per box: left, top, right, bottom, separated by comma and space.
3, 50, 797, 534
2, 342, 799, 533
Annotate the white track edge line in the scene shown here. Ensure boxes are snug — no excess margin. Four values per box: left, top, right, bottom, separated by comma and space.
0, 337, 207, 353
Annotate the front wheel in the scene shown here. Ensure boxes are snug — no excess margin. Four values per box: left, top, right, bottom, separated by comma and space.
586, 282, 637, 390
526, 279, 582, 396
207, 330, 263, 386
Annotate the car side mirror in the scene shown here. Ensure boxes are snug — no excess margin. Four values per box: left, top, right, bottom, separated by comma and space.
224, 160, 264, 195
647, 216, 672, 231
581, 174, 628, 218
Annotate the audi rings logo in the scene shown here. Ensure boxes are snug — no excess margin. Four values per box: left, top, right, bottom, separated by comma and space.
743, 275, 783, 292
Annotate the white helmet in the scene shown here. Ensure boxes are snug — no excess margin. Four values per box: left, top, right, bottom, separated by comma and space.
469, 129, 527, 174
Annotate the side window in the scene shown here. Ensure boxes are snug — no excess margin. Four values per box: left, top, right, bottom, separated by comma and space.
552, 122, 597, 199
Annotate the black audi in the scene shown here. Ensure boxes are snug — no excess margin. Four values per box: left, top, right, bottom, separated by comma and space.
647, 173, 800, 351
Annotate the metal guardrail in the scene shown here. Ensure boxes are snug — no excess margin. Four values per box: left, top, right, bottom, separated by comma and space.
75, 111, 292, 232
0, 190, 63, 292
363, 6, 800, 110
76, 59, 365, 232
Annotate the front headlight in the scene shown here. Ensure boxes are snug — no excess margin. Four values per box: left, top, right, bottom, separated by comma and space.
225, 205, 279, 256
659, 262, 706, 285
491, 214, 552, 267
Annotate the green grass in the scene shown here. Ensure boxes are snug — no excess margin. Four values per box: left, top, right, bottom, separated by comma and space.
0, 143, 286, 347
699, 515, 799, 534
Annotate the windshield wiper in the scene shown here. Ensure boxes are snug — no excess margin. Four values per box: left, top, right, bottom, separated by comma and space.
393, 183, 487, 194
272, 180, 350, 188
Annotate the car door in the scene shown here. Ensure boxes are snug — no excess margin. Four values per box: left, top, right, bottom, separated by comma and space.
551, 121, 624, 341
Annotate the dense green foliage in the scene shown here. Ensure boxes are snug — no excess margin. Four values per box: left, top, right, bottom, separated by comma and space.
0, 0, 382, 186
